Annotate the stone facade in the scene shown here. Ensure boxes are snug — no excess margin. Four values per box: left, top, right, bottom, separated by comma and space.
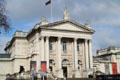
0, 9, 95, 79
93, 46, 120, 75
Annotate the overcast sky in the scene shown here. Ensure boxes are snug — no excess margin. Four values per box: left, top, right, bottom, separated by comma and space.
0, 0, 120, 55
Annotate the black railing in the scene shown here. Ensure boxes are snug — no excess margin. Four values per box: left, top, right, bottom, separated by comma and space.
96, 74, 120, 80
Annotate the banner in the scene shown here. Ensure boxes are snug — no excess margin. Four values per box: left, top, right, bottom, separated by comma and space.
112, 62, 118, 74
30, 61, 36, 71
41, 61, 47, 72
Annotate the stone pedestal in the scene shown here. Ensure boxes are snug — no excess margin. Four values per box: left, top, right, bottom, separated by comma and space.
83, 70, 89, 78
47, 69, 51, 74
75, 70, 81, 78
72, 70, 81, 78
83, 68, 93, 78
57, 69, 63, 78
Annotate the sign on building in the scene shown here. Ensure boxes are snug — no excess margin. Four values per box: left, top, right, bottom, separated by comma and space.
112, 62, 118, 74
30, 61, 36, 71
41, 61, 47, 72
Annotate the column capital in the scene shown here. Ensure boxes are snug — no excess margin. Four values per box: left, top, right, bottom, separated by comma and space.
74, 38, 78, 41
58, 36, 62, 39
85, 39, 89, 42
46, 36, 50, 39
40, 36, 45, 38
39, 36, 44, 40
88, 39, 92, 42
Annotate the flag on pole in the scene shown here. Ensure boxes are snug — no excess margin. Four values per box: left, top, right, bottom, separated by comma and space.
45, 0, 51, 6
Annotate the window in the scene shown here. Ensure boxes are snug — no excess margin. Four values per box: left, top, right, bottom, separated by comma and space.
49, 41, 53, 50
49, 59, 55, 65
78, 60, 81, 64
49, 59, 54, 64
49, 66, 53, 72
63, 41, 67, 52
62, 59, 68, 65
77, 43, 79, 51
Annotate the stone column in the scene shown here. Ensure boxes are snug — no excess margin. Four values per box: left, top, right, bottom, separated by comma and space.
89, 40, 93, 69
36, 33, 40, 71
45, 36, 50, 71
57, 37, 63, 78
85, 39, 89, 70
74, 38, 80, 78
83, 39, 89, 78
74, 38, 78, 70
41, 36, 45, 61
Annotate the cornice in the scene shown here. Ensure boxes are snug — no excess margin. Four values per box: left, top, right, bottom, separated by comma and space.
4, 37, 26, 51
41, 27, 94, 34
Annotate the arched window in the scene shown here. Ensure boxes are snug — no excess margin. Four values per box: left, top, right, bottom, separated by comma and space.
49, 59, 54, 64
62, 59, 69, 65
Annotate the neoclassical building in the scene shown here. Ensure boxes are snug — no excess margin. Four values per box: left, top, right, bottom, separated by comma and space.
0, 9, 95, 79
93, 46, 120, 75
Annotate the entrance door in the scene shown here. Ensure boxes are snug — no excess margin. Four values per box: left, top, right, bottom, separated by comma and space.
62, 67, 67, 78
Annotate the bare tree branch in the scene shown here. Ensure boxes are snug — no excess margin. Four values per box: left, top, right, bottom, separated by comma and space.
0, 0, 10, 33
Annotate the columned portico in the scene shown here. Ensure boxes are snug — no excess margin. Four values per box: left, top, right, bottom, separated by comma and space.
83, 39, 93, 77
40, 36, 93, 77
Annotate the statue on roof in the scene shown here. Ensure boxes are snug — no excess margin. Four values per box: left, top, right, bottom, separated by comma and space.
85, 20, 91, 28
63, 8, 70, 20
40, 17, 48, 25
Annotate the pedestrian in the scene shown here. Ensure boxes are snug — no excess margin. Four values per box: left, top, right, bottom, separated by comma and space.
31, 68, 37, 80
19, 66, 25, 74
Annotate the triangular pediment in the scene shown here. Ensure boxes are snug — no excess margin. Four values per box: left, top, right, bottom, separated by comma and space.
43, 20, 94, 32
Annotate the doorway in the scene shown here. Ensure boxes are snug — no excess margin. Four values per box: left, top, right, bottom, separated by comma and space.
62, 67, 67, 78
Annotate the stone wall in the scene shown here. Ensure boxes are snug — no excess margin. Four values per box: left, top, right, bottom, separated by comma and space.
0, 59, 12, 80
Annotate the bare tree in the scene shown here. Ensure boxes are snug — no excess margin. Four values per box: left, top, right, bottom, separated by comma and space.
0, 0, 10, 33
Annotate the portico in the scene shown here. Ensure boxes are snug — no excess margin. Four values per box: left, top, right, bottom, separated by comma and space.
40, 35, 93, 78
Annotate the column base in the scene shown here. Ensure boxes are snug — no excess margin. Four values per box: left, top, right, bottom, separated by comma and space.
47, 68, 50, 73
56, 69, 63, 78
73, 70, 81, 78
83, 70, 88, 78
83, 68, 93, 78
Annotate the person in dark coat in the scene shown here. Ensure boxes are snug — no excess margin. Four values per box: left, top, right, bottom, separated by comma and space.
19, 66, 25, 74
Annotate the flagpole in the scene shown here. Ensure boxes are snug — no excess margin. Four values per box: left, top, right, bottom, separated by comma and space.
51, 0, 53, 22
45, 0, 52, 22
